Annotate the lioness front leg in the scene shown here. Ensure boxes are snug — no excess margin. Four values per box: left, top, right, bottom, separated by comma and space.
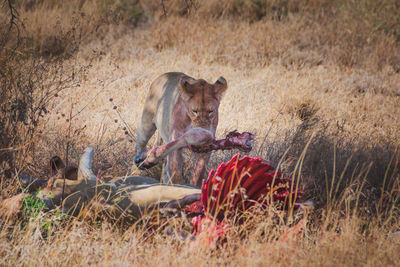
135, 107, 157, 156
190, 152, 209, 187
164, 148, 184, 184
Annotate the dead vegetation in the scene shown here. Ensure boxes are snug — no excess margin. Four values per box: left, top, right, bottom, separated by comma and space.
1, 0, 399, 266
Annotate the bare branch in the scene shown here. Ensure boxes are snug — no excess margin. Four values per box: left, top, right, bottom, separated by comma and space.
1, 0, 20, 48
161, 0, 167, 17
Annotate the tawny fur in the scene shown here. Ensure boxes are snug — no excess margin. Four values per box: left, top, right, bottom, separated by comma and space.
135, 72, 227, 186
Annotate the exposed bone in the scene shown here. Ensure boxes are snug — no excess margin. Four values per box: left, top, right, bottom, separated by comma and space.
135, 129, 254, 170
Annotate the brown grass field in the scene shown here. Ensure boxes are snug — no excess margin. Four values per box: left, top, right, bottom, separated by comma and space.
0, 0, 399, 266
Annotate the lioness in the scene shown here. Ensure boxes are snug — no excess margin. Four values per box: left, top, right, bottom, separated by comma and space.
135, 72, 227, 186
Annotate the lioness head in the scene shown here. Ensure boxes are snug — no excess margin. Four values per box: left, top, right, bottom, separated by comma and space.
179, 76, 227, 130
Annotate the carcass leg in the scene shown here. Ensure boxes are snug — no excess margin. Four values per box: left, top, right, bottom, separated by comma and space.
134, 128, 213, 170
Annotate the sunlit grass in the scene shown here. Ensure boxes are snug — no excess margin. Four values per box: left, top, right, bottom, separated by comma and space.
1, 0, 399, 266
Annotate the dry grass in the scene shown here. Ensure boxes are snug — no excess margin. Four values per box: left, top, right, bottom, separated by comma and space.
1, 213, 399, 266
1, 0, 400, 266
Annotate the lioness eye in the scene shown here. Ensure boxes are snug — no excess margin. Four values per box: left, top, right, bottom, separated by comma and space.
208, 110, 214, 116
192, 110, 198, 115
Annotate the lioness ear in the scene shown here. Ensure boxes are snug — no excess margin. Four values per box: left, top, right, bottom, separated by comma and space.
179, 77, 196, 98
214, 76, 227, 100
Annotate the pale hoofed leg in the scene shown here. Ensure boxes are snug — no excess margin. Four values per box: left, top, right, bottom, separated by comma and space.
135, 128, 213, 170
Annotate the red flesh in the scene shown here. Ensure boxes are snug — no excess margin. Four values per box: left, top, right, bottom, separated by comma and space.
184, 154, 303, 236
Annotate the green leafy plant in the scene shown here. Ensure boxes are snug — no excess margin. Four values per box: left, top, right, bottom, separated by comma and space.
22, 190, 67, 237
22, 191, 48, 219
